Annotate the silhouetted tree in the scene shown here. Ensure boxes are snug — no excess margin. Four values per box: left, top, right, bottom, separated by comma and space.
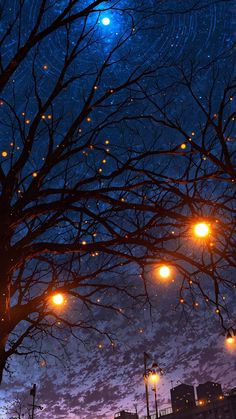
0, 0, 234, 383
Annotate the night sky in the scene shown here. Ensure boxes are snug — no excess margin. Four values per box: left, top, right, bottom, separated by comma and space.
0, 1, 236, 418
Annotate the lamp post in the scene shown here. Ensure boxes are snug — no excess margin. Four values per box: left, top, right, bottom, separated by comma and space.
149, 363, 163, 419
144, 354, 163, 419
144, 352, 151, 419
153, 385, 158, 419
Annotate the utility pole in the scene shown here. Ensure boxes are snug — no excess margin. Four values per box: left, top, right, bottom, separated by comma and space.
29, 384, 42, 418
30, 384, 36, 419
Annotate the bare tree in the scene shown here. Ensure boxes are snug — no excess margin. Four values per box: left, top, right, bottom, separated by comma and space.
140, 54, 236, 330
3, 396, 29, 418
0, 0, 234, 383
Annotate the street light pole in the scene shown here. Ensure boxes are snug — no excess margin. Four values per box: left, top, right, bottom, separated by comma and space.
153, 385, 158, 419
144, 352, 150, 419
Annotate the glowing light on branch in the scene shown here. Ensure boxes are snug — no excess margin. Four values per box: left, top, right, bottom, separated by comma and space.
158, 265, 171, 279
225, 331, 236, 350
52, 293, 64, 306
194, 222, 210, 238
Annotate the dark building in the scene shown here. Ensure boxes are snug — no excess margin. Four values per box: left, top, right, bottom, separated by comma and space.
170, 383, 196, 413
158, 393, 236, 418
196, 381, 223, 403
114, 411, 139, 419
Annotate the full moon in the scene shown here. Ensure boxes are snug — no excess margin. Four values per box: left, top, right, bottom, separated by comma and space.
102, 17, 111, 26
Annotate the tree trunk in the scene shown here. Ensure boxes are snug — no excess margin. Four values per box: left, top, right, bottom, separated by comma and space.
0, 342, 7, 384
0, 275, 11, 385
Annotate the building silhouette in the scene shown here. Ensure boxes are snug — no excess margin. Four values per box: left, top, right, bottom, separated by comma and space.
119, 381, 236, 419
114, 410, 139, 419
158, 392, 236, 418
196, 381, 223, 403
170, 383, 196, 413
141, 382, 236, 419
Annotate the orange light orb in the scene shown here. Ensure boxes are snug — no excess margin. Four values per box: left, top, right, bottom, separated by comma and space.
194, 222, 210, 238
159, 265, 171, 279
226, 334, 235, 346
52, 293, 64, 306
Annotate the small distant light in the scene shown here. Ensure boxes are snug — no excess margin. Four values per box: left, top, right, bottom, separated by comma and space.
102, 17, 111, 26
1, 151, 8, 157
180, 143, 187, 149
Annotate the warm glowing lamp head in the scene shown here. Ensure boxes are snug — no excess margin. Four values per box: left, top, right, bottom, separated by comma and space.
159, 265, 171, 279
149, 372, 160, 384
194, 222, 210, 238
102, 17, 111, 26
52, 293, 64, 305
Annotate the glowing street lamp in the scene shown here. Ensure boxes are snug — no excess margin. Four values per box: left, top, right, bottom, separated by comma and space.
52, 293, 64, 306
148, 371, 160, 385
145, 361, 163, 419
193, 222, 210, 238
149, 363, 163, 419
